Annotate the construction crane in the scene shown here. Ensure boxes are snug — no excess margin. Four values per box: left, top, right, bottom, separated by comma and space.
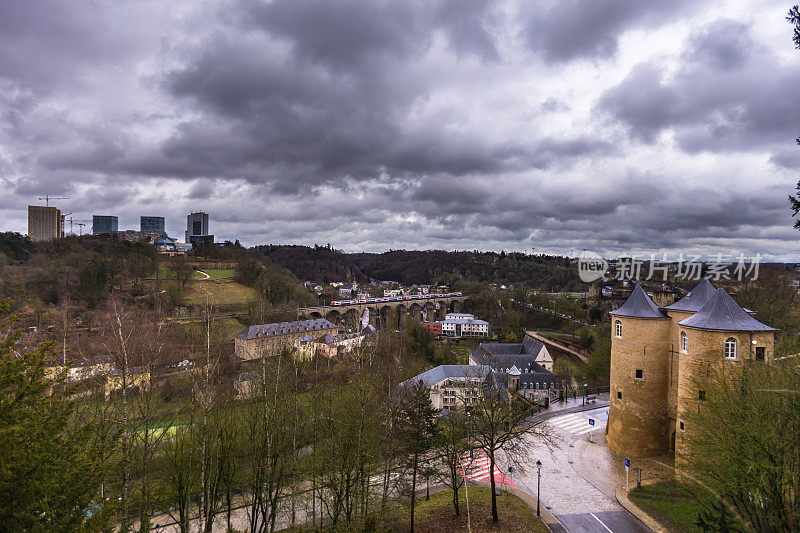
65, 216, 89, 235
38, 195, 70, 207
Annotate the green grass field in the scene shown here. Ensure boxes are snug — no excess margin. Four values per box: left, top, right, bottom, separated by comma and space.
183, 316, 247, 338
197, 269, 236, 279
183, 279, 259, 307
629, 480, 718, 533
306, 486, 548, 532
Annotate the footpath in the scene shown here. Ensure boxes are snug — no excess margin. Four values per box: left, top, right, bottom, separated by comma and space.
534, 393, 610, 421
569, 427, 675, 532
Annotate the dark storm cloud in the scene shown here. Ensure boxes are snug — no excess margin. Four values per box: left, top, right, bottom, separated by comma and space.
157, 1, 514, 189
0, 2, 125, 90
523, 0, 690, 63
1, 0, 798, 259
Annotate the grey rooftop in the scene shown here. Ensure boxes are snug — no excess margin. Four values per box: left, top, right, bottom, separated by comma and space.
678, 288, 776, 332
399, 364, 492, 389
235, 318, 337, 340
610, 283, 668, 319
664, 278, 716, 312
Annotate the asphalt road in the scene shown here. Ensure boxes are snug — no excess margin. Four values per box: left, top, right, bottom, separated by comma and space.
510, 406, 650, 533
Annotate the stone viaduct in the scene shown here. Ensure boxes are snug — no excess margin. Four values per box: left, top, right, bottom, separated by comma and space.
298, 296, 465, 331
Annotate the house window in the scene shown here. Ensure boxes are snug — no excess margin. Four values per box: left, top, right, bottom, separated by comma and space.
615, 320, 622, 338
617, 391, 622, 399
724, 337, 738, 359
680, 332, 688, 353
635, 369, 643, 379
698, 390, 706, 401
680, 421, 685, 430
755, 347, 765, 362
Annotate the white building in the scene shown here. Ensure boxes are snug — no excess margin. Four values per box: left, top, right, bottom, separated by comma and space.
398, 365, 492, 409
441, 313, 490, 338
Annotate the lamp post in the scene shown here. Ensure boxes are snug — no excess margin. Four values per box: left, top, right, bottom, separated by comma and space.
426, 465, 430, 501
536, 460, 542, 516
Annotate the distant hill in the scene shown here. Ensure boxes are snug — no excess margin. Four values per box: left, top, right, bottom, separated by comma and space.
251, 244, 366, 284
348, 250, 577, 289
248, 244, 579, 289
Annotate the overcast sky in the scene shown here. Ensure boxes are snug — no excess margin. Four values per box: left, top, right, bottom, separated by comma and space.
2, 1, 799, 259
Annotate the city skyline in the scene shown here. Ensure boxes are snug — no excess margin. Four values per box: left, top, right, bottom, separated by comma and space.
2, 1, 800, 259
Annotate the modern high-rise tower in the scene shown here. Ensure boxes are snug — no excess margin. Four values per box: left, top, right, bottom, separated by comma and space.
28, 205, 64, 241
185, 212, 213, 244
140, 216, 165, 233
92, 215, 119, 233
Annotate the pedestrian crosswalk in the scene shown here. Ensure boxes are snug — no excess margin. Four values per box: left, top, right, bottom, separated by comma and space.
459, 449, 517, 487
546, 412, 606, 436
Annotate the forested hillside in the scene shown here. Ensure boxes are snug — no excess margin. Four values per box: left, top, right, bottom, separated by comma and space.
251, 244, 365, 283
349, 249, 578, 289
248, 244, 579, 290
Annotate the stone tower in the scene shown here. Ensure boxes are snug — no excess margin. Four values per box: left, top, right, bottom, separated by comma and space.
607, 279, 776, 465
672, 287, 775, 467
607, 283, 672, 457
661, 278, 718, 448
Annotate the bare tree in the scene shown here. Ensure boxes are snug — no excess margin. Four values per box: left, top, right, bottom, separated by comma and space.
435, 411, 470, 516
468, 373, 550, 523
159, 422, 198, 533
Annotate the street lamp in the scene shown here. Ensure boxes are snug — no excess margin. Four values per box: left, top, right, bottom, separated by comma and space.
536, 460, 542, 517
426, 465, 430, 501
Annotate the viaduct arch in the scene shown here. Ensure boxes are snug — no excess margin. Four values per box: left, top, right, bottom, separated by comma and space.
298, 295, 466, 331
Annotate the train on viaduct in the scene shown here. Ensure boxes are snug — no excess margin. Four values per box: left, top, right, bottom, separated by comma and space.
298, 292, 466, 331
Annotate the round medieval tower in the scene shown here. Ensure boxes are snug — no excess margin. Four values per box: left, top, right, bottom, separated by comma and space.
662, 278, 718, 451
674, 287, 775, 471
607, 283, 672, 457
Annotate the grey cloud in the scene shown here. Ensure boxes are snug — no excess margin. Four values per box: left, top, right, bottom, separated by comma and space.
597, 20, 800, 153
523, 0, 690, 63
597, 63, 683, 142
770, 149, 800, 169
1, 0, 798, 259
685, 19, 754, 71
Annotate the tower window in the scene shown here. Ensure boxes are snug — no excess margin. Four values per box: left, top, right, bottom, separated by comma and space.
698, 390, 706, 400
755, 347, 765, 362
635, 369, 643, 379
617, 391, 622, 399
680, 331, 688, 353
615, 320, 622, 338
724, 337, 738, 359
680, 421, 685, 430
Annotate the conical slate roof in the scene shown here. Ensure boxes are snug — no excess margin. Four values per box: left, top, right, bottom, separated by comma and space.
664, 278, 716, 312
677, 288, 775, 331
610, 283, 668, 319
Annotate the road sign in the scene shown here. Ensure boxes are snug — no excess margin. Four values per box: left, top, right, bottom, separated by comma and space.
589, 418, 595, 426
625, 457, 630, 492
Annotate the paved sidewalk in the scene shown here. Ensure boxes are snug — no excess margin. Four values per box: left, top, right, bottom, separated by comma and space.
534, 394, 611, 422
570, 431, 675, 501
